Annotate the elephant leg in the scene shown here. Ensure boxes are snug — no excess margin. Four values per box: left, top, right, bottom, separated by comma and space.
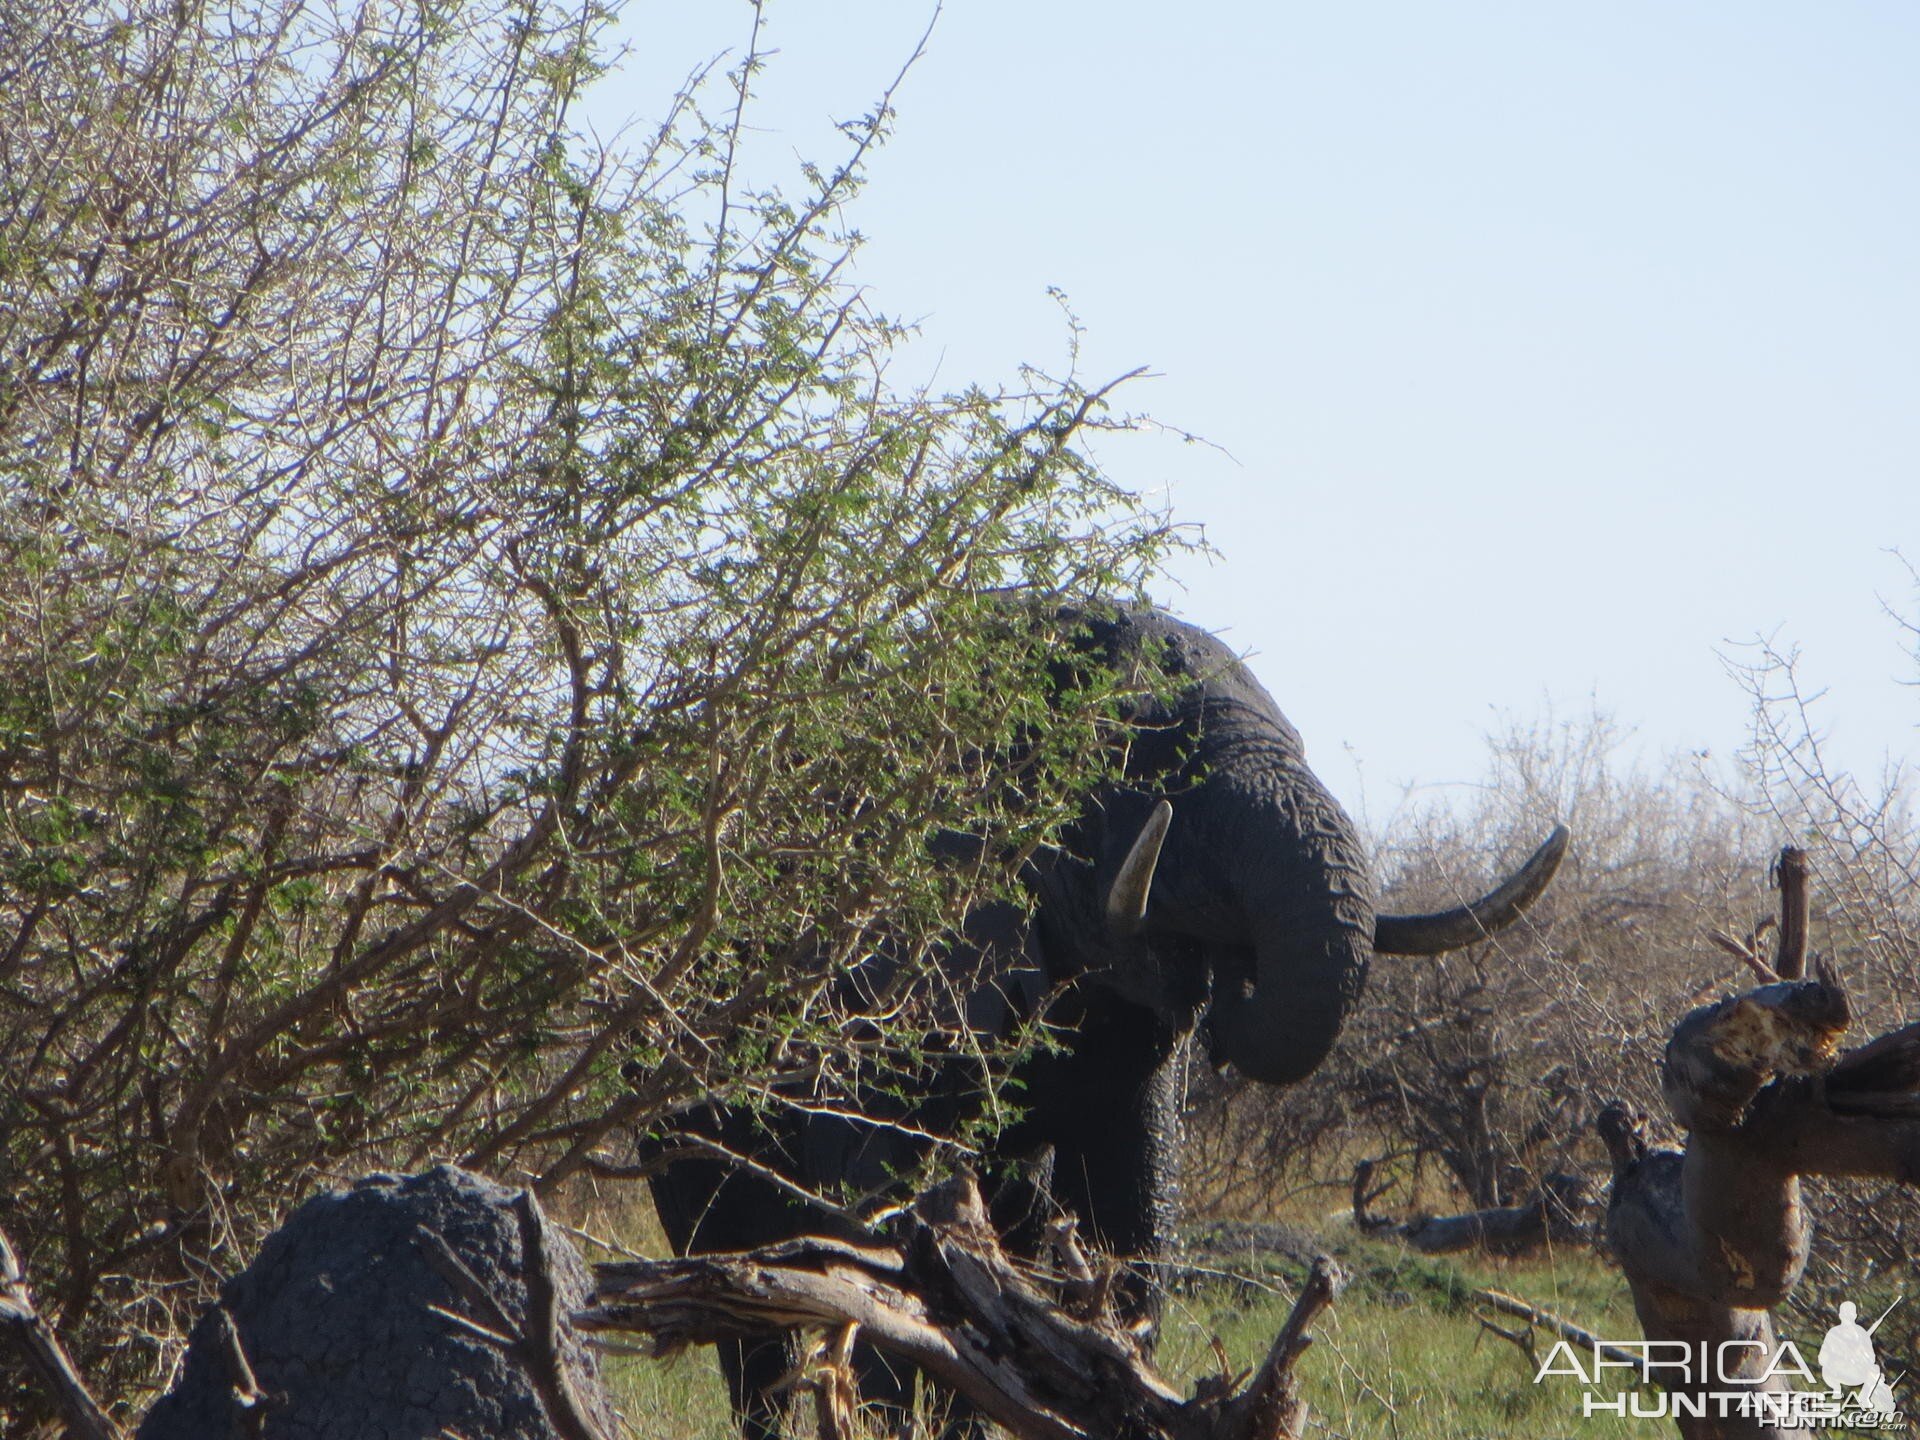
717, 1331, 798, 1440
1008, 998, 1183, 1344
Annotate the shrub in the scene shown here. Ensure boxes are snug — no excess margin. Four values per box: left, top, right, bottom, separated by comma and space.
0, 0, 1179, 1419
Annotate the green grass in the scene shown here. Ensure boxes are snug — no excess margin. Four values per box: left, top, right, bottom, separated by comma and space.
582, 1208, 1661, 1439
603, 1344, 738, 1440
554, 1187, 740, 1440
1159, 1236, 1652, 1440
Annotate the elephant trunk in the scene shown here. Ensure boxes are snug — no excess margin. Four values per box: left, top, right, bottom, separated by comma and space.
1205, 781, 1377, 1086
1206, 820, 1570, 1084
1210, 918, 1372, 1086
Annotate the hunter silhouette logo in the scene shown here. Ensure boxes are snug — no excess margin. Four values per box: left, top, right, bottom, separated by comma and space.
1534, 1295, 1905, 1429
1819, 1299, 1900, 1416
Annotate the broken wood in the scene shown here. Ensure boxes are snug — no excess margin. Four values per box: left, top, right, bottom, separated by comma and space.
1398, 1173, 1591, 1256
1603, 845, 1920, 1440
1349, 1159, 1397, 1235
1770, 847, 1808, 979
579, 1173, 1343, 1440
0, 1222, 123, 1440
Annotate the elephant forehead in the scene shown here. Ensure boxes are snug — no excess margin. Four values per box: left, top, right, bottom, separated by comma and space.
1154, 641, 1299, 740
1158, 749, 1365, 864
1086, 608, 1302, 739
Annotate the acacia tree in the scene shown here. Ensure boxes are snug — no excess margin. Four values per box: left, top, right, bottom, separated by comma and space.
0, 0, 1181, 1421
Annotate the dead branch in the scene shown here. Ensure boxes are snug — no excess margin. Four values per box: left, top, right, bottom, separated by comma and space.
1472, 1288, 1651, 1381
1472, 1312, 1537, 1370
1708, 927, 1778, 983
1348, 1159, 1397, 1234
1602, 844, 1920, 1439
1217, 1257, 1343, 1440
1771, 847, 1808, 979
0, 1223, 123, 1440
579, 1174, 1341, 1440
210, 1309, 270, 1437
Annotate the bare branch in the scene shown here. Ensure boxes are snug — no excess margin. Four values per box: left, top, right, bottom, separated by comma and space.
0, 1224, 122, 1440
1473, 1287, 1651, 1382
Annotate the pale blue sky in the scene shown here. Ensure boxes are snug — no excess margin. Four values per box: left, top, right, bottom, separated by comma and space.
596, 3, 1920, 825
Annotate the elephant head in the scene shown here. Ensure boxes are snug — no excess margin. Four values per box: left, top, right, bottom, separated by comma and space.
1048, 607, 1567, 1086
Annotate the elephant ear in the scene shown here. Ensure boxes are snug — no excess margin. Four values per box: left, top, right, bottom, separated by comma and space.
1105, 800, 1172, 940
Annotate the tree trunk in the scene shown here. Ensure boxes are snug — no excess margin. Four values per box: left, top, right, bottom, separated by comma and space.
1601, 847, 1920, 1439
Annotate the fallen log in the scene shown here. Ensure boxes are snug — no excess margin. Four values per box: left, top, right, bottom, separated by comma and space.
1399, 1195, 1559, 1255
1354, 1166, 1593, 1256
580, 1173, 1343, 1440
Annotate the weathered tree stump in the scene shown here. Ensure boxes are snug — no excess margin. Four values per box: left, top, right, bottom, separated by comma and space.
138, 1166, 615, 1440
1602, 847, 1920, 1439
580, 1173, 1342, 1440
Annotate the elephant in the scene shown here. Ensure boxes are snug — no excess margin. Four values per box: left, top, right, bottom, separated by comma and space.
642, 605, 1567, 1437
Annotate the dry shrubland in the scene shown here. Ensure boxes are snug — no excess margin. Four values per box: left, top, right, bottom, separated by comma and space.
5, 0, 1918, 1430
1187, 708, 1760, 1220
1187, 610, 1920, 1353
